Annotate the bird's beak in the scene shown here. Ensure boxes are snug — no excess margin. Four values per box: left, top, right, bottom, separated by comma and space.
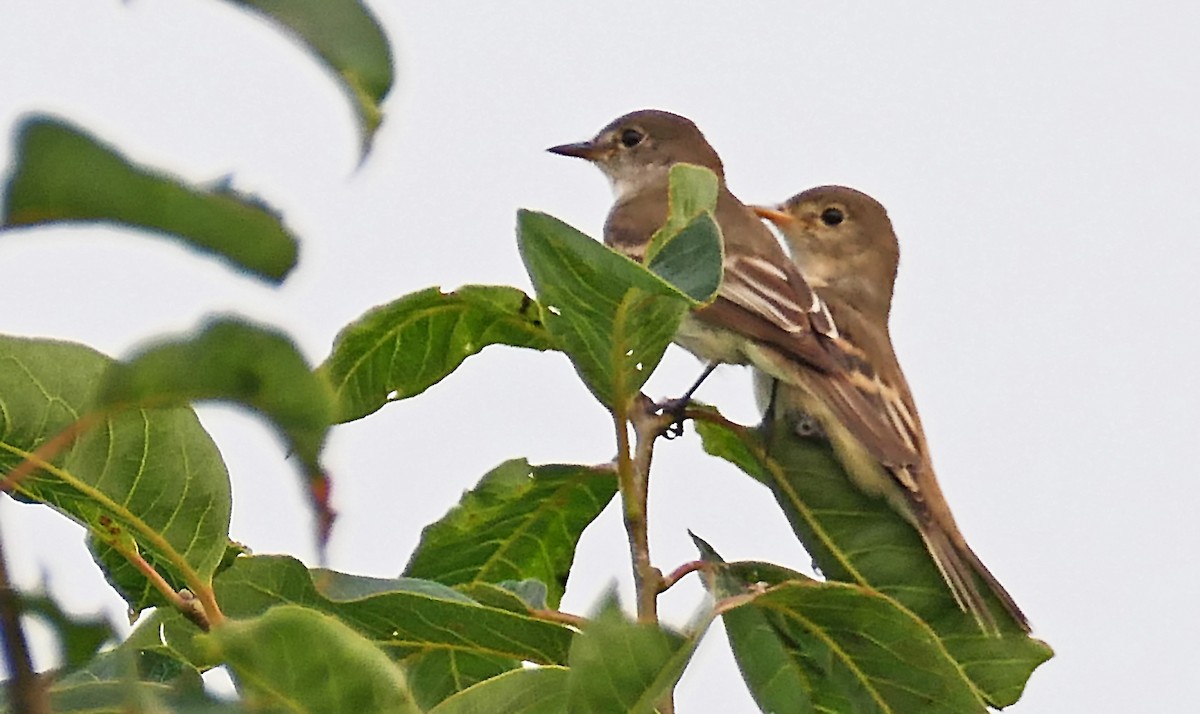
547, 140, 602, 161
752, 205, 794, 225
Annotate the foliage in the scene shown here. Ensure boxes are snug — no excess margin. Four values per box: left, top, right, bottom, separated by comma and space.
0, 3, 1050, 712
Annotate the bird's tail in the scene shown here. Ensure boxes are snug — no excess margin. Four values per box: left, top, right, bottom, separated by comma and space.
920, 524, 1031, 635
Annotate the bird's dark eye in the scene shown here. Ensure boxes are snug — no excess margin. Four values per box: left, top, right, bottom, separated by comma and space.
820, 207, 845, 226
619, 128, 644, 148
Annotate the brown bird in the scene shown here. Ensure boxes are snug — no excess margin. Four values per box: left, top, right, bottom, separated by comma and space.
754, 186, 1030, 633
547, 110, 842, 399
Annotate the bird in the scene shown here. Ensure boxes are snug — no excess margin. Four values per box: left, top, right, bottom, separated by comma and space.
753, 185, 1030, 633
546, 110, 842, 403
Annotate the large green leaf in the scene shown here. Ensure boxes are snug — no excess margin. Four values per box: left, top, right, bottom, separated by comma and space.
202, 605, 419, 712
226, 0, 394, 155
1, 116, 297, 283
0, 336, 232, 613
566, 598, 701, 714
403, 458, 618, 609
96, 318, 337, 542
696, 537, 987, 713
167, 555, 575, 669
320, 285, 554, 423
695, 417, 1053, 707
428, 667, 569, 714
516, 210, 690, 409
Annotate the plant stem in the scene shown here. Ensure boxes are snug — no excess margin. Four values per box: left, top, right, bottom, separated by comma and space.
612, 400, 659, 625
0, 523, 51, 714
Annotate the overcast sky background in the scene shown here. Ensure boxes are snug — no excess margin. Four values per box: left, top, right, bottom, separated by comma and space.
2, 2, 1198, 711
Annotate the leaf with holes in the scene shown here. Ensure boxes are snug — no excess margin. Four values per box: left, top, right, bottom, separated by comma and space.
320, 285, 554, 423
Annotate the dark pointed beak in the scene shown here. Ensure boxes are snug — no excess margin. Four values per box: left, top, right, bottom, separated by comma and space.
547, 141, 602, 160
752, 205, 794, 226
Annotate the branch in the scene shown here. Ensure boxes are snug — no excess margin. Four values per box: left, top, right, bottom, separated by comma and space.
0, 524, 51, 714
659, 560, 709, 593
612, 397, 660, 625
530, 608, 587, 630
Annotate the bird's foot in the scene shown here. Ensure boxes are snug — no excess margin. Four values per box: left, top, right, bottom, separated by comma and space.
654, 396, 691, 439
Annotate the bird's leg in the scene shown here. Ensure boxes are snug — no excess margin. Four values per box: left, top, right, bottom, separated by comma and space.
655, 362, 719, 439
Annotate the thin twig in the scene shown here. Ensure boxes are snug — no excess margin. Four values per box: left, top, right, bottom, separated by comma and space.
0, 413, 100, 493
0, 524, 51, 714
530, 608, 587, 629
123, 549, 210, 632
659, 560, 709, 593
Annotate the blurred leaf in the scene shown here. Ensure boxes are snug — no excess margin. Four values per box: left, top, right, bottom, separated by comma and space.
516, 210, 692, 409
202, 604, 419, 712
227, 0, 394, 155
405, 650, 518, 712
15, 591, 116, 669
168, 555, 574, 668
96, 317, 337, 544
320, 285, 554, 423
695, 416, 1053, 707
0, 336, 232, 613
404, 458, 617, 609
429, 667, 569, 714
566, 597, 701, 714
2, 115, 297, 282
28, 628, 232, 713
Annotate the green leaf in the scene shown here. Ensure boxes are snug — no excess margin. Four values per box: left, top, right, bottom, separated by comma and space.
743, 581, 987, 713
202, 605, 420, 712
170, 555, 574, 668
647, 213, 723, 303
406, 650, 519, 711
516, 210, 692, 408
644, 163, 720, 261
320, 285, 554, 423
1, 116, 298, 282
14, 591, 116, 670
0, 335, 232, 613
227, 0, 394, 156
404, 458, 618, 609
694, 417, 1053, 707
96, 318, 337, 543
566, 598, 701, 714
429, 667, 569, 714
22, 624, 231, 714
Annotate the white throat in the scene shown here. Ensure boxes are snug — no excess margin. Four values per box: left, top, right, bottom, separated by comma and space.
605, 163, 668, 201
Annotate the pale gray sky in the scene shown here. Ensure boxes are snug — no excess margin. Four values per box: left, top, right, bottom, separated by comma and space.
3, 1, 1198, 711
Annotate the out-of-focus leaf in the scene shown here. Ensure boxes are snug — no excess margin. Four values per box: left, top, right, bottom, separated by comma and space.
96, 318, 337, 544
227, 0, 394, 155
404, 458, 617, 609
695, 416, 1053, 707
201, 605, 419, 712
0, 336, 232, 614
319, 285, 554, 423
14, 591, 116, 670
429, 667, 569, 714
2, 116, 297, 282
566, 597, 701, 714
